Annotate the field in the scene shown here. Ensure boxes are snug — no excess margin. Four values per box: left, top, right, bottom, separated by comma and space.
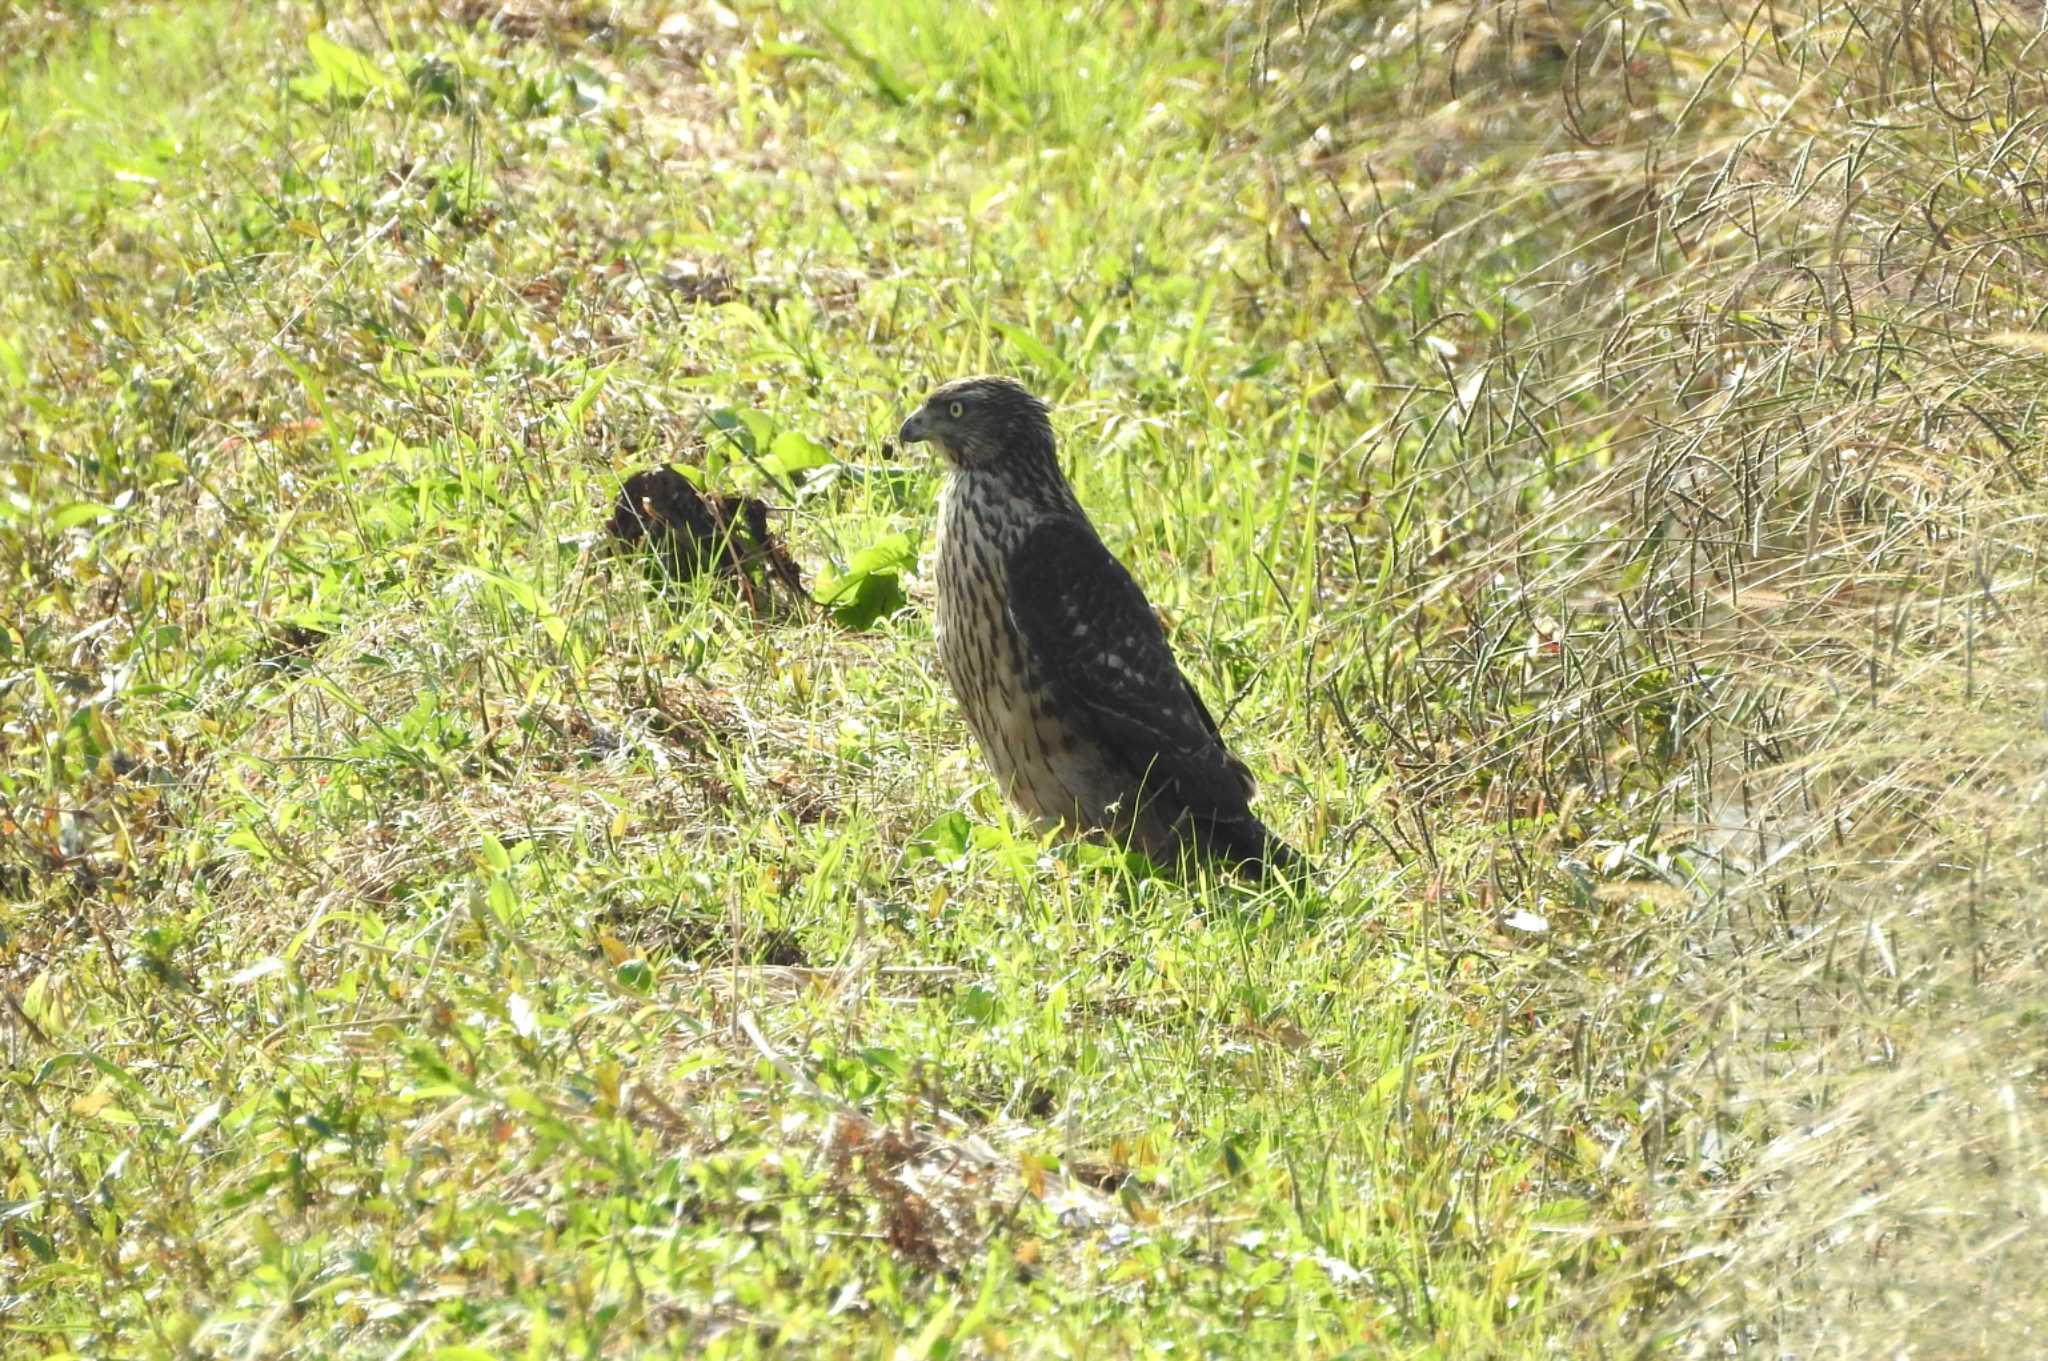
4, 1, 2046, 1356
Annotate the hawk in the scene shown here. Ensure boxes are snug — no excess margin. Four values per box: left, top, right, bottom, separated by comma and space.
898, 376, 1304, 878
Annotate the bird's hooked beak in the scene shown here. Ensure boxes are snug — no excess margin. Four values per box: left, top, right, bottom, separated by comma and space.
897, 407, 930, 448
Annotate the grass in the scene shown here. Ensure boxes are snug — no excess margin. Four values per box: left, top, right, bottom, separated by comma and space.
3, 0, 2046, 1355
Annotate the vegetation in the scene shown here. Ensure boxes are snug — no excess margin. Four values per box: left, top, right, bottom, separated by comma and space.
3, 0, 2044, 1355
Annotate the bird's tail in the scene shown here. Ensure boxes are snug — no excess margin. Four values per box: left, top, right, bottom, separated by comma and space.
1255, 833, 1310, 881
1193, 809, 1311, 882
1245, 831, 1311, 882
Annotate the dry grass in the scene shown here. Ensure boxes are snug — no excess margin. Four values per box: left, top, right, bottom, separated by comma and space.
1251, 0, 2048, 1351
4, 0, 2046, 1355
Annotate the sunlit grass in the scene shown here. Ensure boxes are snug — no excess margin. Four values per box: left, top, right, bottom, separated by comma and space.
3, 1, 2045, 1357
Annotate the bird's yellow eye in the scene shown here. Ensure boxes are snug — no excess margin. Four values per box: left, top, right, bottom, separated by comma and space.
948, 401, 964, 419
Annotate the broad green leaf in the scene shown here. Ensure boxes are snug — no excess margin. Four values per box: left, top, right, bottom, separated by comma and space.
478, 834, 511, 872
823, 533, 916, 589
822, 569, 906, 629
307, 33, 395, 98
708, 406, 761, 456
906, 812, 972, 860
817, 532, 915, 628
48, 502, 116, 531
764, 429, 833, 477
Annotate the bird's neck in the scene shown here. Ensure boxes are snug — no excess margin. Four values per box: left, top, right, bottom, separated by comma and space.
941, 457, 1085, 547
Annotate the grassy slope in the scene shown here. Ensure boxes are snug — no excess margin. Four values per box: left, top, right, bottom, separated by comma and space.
3, 1, 2045, 1357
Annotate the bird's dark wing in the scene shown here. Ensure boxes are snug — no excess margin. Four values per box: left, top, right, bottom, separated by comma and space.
1004, 517, 1297, 873
1177, 672, 1257, 800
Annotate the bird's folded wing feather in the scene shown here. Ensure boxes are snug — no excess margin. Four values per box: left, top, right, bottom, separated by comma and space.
1004, 518, 1252, 817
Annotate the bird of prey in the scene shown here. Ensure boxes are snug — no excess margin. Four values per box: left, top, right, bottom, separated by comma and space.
897, 375, 1303, 877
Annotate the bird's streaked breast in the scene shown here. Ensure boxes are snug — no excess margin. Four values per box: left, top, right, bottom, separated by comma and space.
934, 470, 1112, 827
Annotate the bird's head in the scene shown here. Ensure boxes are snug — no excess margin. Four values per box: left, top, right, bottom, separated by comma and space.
897, 375, 1056, 472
